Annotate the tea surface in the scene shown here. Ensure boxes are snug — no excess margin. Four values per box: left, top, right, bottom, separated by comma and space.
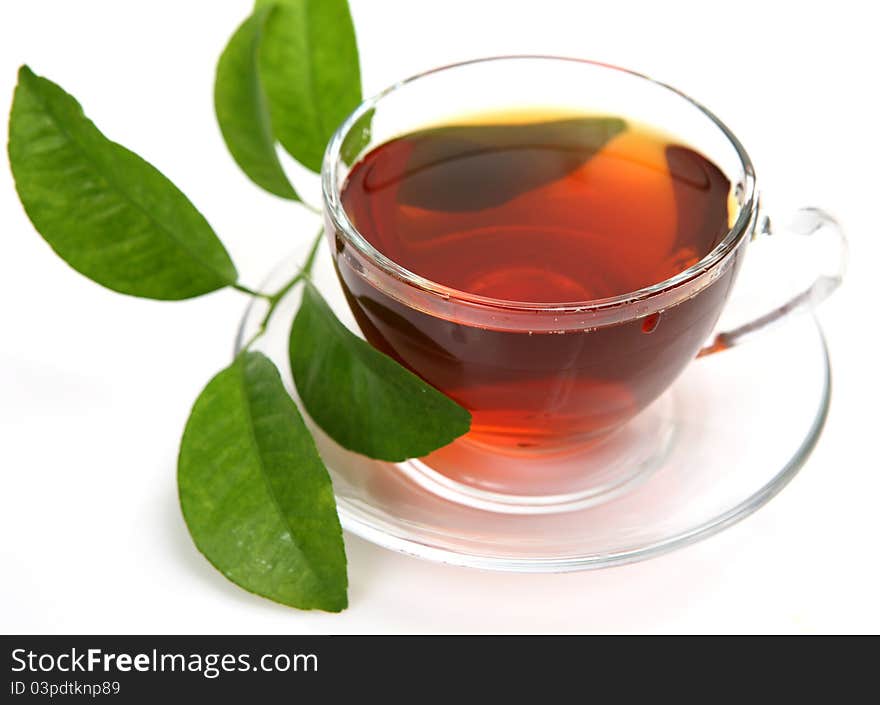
342, 115, 731, 303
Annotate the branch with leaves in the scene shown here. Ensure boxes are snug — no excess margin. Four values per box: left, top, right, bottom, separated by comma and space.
7, 0, 470, 612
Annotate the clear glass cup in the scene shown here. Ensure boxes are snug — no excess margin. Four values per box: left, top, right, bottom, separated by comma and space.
322, 56, 845, 472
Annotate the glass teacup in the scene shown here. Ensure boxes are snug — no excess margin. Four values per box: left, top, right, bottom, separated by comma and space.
321, 57, 845, 506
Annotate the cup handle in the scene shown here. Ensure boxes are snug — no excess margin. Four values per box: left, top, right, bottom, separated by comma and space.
698, 206, 848, 357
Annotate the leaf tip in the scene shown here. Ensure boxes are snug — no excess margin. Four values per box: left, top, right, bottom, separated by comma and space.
459, 406, 473, 433
320, 593, 349, 613
17, 64, 35, 83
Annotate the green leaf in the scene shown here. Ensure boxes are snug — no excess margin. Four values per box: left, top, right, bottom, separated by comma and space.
8, 66, 237, 300
396, 117, 627, 212
255, 0, 362, 172
215, 5, 299, 200
290, 282, 471, 462
178, 351, 347, 612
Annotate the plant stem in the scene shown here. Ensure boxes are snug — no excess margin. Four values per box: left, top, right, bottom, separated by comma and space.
232, 283, 272, 300
241, 228, 325, 350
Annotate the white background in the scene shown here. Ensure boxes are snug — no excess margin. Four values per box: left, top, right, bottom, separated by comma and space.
1, 0, 877, 634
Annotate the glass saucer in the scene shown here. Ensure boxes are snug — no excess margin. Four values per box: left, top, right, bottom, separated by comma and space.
236, 243, 831, 572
